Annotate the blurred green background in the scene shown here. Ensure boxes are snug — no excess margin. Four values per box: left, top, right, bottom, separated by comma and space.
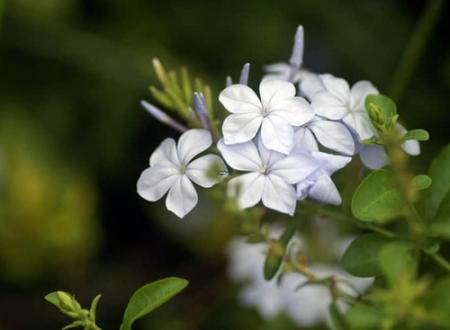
0, 0, 449, 329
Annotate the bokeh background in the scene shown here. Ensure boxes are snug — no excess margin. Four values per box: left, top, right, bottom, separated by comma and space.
0, 0, 449, 329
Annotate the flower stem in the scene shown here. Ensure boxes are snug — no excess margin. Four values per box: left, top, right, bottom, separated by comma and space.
428, 252, 450, 273
388, 0, 445, 101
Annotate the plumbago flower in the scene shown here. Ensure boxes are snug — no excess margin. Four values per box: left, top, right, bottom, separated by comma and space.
219, 79, 314, 154
218, 137, 317, 215
137, 129, 227, 218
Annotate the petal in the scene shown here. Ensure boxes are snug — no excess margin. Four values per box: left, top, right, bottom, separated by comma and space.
219, 84, 262, 114
311, 151, 352, 175
177, 129, 212, 164
186, 154, 228, 188
270, 97, 315, 126
308, 174, 342, 205
137, 165, 179, 201
397, 124, 420, 156
256, 135, 284, 168
228, 173, 265, 209
222, 113, 263, 145
271, 155, 318, 184
165, 175, 198, 218
320, 74, 350, 102
299, 72, 324, 100
150, 138, 180, 166
262, 174, 297, 215
349, 81, 378, 111
261, 116, 295, 154
217, 139, 262, 171
359, 144, 389, 170
308, 119, 355, 155
264, 62, 291, 74
259, 79, 296, 108
293, 127, 319, 152
343, 112, 375, 141
311, 91, 348, 120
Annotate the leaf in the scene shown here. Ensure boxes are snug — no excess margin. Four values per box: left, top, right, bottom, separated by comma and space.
402, 129, 429, 141
345, 304, 386, 329
352, 169, 404, 223
341, 234, 392, 277
379, 242, 417, 284
430, 191, 450, 239
365, 94, 397, 131
411, 174, 432, 191
263, 225, 296, 281
424, 144, 450, 221
120, 277, 189, 330
424, 277, 450, 324
45, 292, 61, 308
89, 295, 101, 323
329, 301, 348, 330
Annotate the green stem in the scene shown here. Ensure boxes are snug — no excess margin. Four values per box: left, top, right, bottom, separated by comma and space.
388, 0, 446, 101
429, 252, 450, 273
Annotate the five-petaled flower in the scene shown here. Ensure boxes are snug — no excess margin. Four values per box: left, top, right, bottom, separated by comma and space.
218, 137, 317, 215
219, 79, 314, 154
137, 129, 227, 218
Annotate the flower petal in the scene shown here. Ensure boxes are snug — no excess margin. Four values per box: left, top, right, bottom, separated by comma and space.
165, 175, 198, 218
259, 79, 296, 109
359, 144, 389, 169
261, 116, 295, 154
308, 174, 342, 205
137, 165, 179, 201
217, 139, 262, 171
228, 173, 265, 209
177, 129, 212, 164
349, 81, 378, 111
219, 84, 262, 114
262, 174, 297, 215
311, 151, 352, 175
397, 124, 420, 156
293, 127, 319, 152
308, 119, 355, 155
150, 138, 180, 166
311, 91, 348, 120
222, 113, 263, 145
299, 72, 324, 100
270, 97, 315, 126
271, 155, 318, 184
186, 154, 228, 188
343, 111, 375, 141
320, 74, 350, 102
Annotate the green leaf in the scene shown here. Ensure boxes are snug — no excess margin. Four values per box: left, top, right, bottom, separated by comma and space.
45, 292, 61, 308
345, 304, 386, 329
430, 192, 450, 239
424, 144, 450, 221
352, 170, 404, 223
365, 94, 397, 131
411, 174, 432, 191
402, 129, 429, 141
89, 295, 101, 324
120, 277, 189, 330
263, 224, 296, 281
329, 301, 348, 330
379, 242, 417, 284
424, 277, 450, 324
341, 234, 392, 277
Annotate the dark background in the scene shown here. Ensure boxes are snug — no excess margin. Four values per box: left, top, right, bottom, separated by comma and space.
0, 0, 449, 329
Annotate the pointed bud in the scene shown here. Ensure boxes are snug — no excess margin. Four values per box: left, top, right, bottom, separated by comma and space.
141, 100, 187, 133
226, 76, 233, 87
193, 93, 211, 132
239, 63, 250, 85
289, 25, 304, 68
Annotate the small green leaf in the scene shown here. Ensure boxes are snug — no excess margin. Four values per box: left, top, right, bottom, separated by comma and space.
329, 301, 348, 330
352, 170, 404, 223
411, 174, 432, 191
345, 304, 386, 329
341, 234, 392, 277
379, 242, 417, 284
424, 277, 450, 324
263, 225, 296, 281
89, 295, 101, 324
45, 292, 61, 308
402, 129, 429, 141
120, 277, 188, 330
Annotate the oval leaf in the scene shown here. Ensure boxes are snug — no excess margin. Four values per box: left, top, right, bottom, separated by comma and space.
411, 174, 432, 191
120, 277, 188, 330
402, 129, 429, 141
379, 242, 417, 284
352, 169, 404, 223
341, 234, 392, 277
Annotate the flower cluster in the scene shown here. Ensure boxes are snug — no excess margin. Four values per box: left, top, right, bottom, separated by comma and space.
226, 227, 373, 327
137, 25, 421, 218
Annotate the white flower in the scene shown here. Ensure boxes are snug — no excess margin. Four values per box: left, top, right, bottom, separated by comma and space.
226, 232, 373, 327
358, 123, 420, 169
305, 74, 379, 141
217, 137, 317, 215
137, 129, 227, 218
294, 149, 351, 205
219, 79, 315, 154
